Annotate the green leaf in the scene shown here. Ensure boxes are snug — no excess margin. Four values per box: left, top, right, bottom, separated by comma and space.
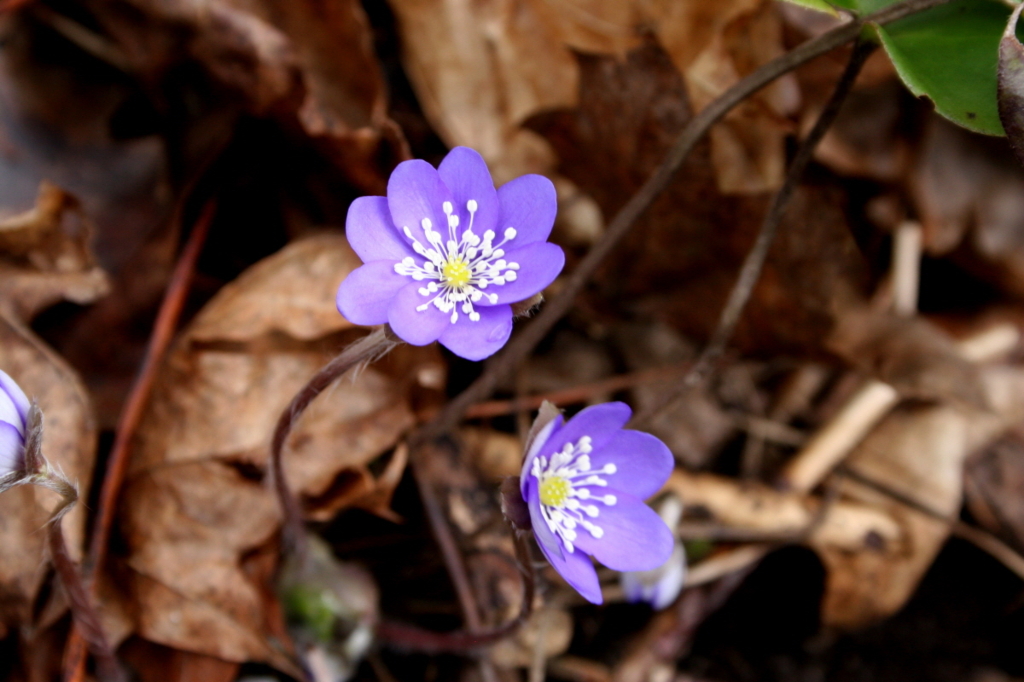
777, 0, 843, 14
873, 0, 1010, 135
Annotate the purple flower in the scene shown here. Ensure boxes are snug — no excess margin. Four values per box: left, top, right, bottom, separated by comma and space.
0, 369, 29, 477
336, 147, 565, 361
519, 402, 675, 604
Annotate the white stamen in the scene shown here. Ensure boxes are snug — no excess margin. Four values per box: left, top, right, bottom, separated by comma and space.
531, 434, 618, 550
392, 198, 523, 324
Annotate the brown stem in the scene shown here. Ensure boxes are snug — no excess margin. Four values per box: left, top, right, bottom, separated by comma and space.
422, 0, 953, 439
85, 199, 216, 576
631, 40, 878, 428
376, 525, 535, 654
64, 200, 215, 682
48, 494, 125, 682
270, 327, 399, 556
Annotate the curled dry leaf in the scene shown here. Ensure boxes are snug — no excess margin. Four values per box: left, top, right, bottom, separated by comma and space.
964, 432, 1024, 550
911, 116, 1024, 267
489, 607, 573, 669
388, 0, 793, 194
75, 0, 404, 191
0, 312, 96, 637
108, 234, 430, 669
663, 470, 902, 552
529, 40, 867, 355
0, 181, 110, 320
818, 363, 1024, 628
827, 308, 990, 410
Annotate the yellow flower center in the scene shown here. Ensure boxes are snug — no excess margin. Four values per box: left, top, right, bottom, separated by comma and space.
539, 476, 571, 507
442, 257, 471, 288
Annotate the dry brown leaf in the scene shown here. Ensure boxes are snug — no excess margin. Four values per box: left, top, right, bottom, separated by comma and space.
529, 42, 867, 356
817, 364, 1024, 628
120, 638, 241, 682
0, 181, 110, 320
0, 312, 96, 637
109, 234, 431, 670
911, 116, 1024, 266
388, 0, 791, 195
663, 470, 903, 552
76, 0, 403, 191
827, 308, 990, 410
964, 432, 1024, 549
683, 0, 798, 194
489, 607, 573, 669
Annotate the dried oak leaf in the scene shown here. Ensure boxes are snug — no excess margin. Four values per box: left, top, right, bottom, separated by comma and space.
0, 312, 97, 637
528, 40, 867, 356
109, 234, 430, 669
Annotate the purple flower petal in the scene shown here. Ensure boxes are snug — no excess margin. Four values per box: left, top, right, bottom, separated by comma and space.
438, 304, 512, 361
534, 527, 603, 604
387, 159, 454, 248
438, 147, 499, 238
386, 283, 450, 345
497, 174, 557, 246
572, 492, 674, 572
0, 370, 28, 431
539, 402, 631, 466
336, 261, 409, 326
476, 242, 564, 306
588, 430, 674, 500
0, 420, 24, 476
346, 196, 414, 262
0, 379, 27, 435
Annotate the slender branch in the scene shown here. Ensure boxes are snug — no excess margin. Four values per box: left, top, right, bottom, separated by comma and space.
270, 327, 399, 556
48, 491, 125, 682
65, 200, 214, 682
85, 201, 215, 575
422, 0, 953, 438
376, 524, 535, 653
631, 40, 877, 427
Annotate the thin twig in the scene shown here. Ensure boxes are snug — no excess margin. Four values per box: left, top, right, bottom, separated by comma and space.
632, 40, 878, 428
422, 0, 953, 438
376, 524, 535, 653
270, 327, 399, 556
463, 362, 691, 420
84, 200, 216, 576
48, 494, 125, 682
408, 446, 484, 632
838, 465, 1024, 581
64, 201, 215, 682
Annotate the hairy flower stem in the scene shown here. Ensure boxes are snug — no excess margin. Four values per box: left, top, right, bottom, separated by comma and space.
271, 327, 400, 558
1, 407, 125, 681
631, 40, 878, 427
375, 522, 535, 653
423, 0, 953, 438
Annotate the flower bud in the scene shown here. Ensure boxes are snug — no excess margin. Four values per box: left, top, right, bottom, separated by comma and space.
0, 369, 29, 477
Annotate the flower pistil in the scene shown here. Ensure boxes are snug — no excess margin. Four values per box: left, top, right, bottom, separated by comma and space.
394, 199, 520, 324
530, 435, 618, 553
